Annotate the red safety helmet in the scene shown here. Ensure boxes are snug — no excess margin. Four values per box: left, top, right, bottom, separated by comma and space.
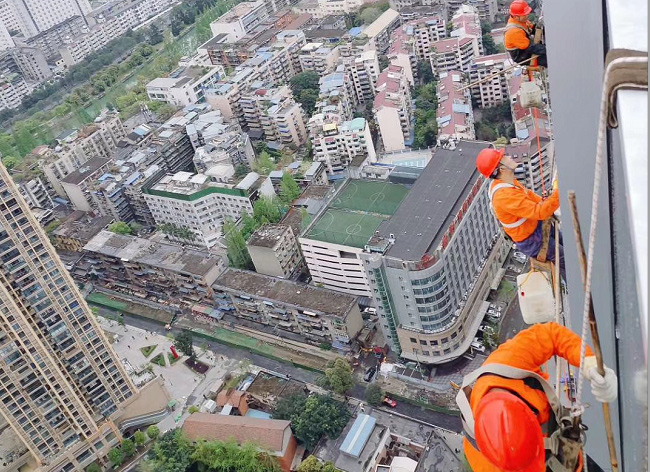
476, 148, 505, 178
510, 0, 533, 16
475, 390, 545, 472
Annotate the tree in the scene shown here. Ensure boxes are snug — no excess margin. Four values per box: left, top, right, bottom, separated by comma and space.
2, 155, 19, 170
134, 430, 146, 447
254, 150, 275, 175
273, 393, 308, 421
476, 122, 498, 141
234, 164, 249, 178
188, 405, 200, 414
280, 173, 301, 204
108, 221, 133, 235
416, 60, 434, 84
121, 438, 136, 458
290, 71, 320, 97
290, 394, 351, 448
108, 447, 124, 467
365, 384, 383, 406
223, 218, 253, 269
324, 358, 354, 394
146, 425, 160, 441
147, 24, 164, 45
482, 32, 500, 55
129, 222, 143, 234
192, 439, 282, 472
297, 89, 319, 117
253, 198, 283, 225
86, 463, 102, 472
298, 455, 339, 472
360, 6, 381, 24
174, 330, 195, 358
148, 429, 193, 471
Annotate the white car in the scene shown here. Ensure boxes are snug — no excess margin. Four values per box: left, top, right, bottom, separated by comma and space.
471, 342, 486, 353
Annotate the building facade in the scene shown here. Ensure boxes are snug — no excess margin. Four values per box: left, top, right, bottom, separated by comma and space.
309, 114, 376, 174
469, 53, 512, 108
146, 66, 224, 107
0, 0, 91, 38
247, 224, 303, 278
213, 268, 364, 350
360, 141, 508, 364
0, 162, 143, 471
373, 65, 413, 152
436, 70, 475, 142
82, 230, 226, 309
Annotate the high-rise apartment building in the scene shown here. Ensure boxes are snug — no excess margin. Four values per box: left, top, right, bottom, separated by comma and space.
0, 0, 91, 38
0, 163, 151, 471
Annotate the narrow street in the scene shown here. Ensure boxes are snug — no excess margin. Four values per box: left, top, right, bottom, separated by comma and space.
100, 308, 462, 431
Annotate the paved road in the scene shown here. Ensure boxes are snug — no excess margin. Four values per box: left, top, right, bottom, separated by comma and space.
101, 309, 462, 431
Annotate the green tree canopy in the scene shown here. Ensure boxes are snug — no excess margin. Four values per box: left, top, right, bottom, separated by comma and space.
324, 358, 355, 394
365, 384, 383, 406
121, 438, 136, 458
290, 71, 320, 97
134, 430, 146, 447
192, 439, 282, 472
1, 155, 19, 170
254, 150, 276, 175
279, 173, 302, 204
146, 425, 160, 440
174, 330, 195, 358
252, 198, 283, 225
291, 394, 351, 448
85, 463, 102, 472
360, 7, 381, 24
147, 429, 193, 472
223, 218, 253, 269
107, 447, 124, 467
298, 455, 340, 472
108, 221, 133, 235
482, 32, 500, 55
148, 24, 164, 45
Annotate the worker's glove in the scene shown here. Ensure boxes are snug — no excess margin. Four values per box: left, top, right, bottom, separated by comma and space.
552, 178, 558, 191
583, 356, 618, 403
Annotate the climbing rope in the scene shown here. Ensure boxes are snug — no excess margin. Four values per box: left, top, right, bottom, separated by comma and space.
573, 55, 649, 411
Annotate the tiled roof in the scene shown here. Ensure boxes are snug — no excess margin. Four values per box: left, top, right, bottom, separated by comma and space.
182, 413, 291, 452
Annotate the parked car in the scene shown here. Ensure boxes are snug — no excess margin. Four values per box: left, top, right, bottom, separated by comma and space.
383, 397, 397, 408
471, 341, 486, 353
364, 366, 377, 382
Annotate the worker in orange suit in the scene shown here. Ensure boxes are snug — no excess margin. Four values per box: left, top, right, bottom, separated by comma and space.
457, 322, 618, 471
476, 147, 563, 276
505, 0, 547, 67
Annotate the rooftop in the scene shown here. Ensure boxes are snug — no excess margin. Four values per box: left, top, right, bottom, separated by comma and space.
247, 224, 292, 248
84, 230, 223, 277
304, 180, 409, 249
61, 157, 110, 185
363, 8, 400, 38
213, 1, 265, 23
380, 140, 490, 260
214, 268, 358, 317
53, 213, 113, 242
182, 413, 290, 453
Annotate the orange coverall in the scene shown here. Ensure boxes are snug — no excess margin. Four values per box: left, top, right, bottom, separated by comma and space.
463, 322, 594, 471
490, 179, 559, 243
504, 17, 535, 51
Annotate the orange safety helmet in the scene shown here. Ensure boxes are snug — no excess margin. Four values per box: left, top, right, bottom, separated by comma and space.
510, 0, 533, 16
476, 148, 505, 178
475, 390, 546, 472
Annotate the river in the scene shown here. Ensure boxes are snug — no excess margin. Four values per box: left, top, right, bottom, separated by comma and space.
54, 26, 202, 132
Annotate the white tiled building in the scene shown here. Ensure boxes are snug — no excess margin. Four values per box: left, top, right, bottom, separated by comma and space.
143, 171, 273, 248
0, 0, 91, 38
345, 49, 380, 104
299, 42, 340, 75
247, 224, 303, 278
469, 53, 513, 108
436, 71, 475, 142
309, 115, 376, 174
373, 65, 413, 152
210, 0, 269, 42
146, 66, 225, 107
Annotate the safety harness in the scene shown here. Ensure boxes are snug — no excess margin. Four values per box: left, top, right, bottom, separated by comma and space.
489, 182, 554, 264
504, 21, 533, 52
456, 363, 585, 472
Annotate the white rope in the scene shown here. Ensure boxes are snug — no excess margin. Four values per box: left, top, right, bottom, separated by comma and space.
573, 56, 649, 412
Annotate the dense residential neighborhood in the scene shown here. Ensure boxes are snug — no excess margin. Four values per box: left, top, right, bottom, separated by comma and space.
0, 0, 642, 471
